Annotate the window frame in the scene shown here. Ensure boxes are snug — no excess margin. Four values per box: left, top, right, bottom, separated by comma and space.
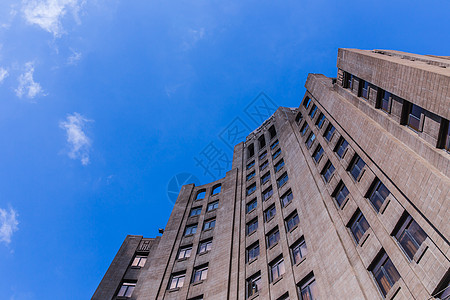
203, 218, 216, 231
246, 272, 262, 298
300, 122, 309, 136
269, 256, 286, 282
192, 265, 208, 283
306, 132, 316, 149
190, 207, 202, 217
291, 238, 308, 264
333, 181, 349, 208
247, 218, 258, 236
321, 160, 335, 183
312, 144, 324, 163
198, 239, 213, 254
324, 123, 335, 142
277, 172, 289, 188
393, 214, 427, 260
368, 179, 390, 212
207, 201, 219, 212
247, 183, 257, 196
184, 224, 197, 236
370, 252, 400, 297
335, 137, 349, 159
246, 171, 256, 181
261, 171, 271, 185
309, 104, 318, 119
266, 227, 280, 248
271, 139, 279, 150
246, 198, 257, 213
285, 211, 300, 232
264, 204, 276, 222
349, 210, 370, 244
316, 113, 326, 129
274, 159, 285, 173
349, 155, 366, 181
280, 190, 293, 207
247, 242, 260, 262
178, 245, 192, 260
303, 97, 311, 109
168, 273, 185, 290
298, 275, 318, 300
272, 148, 282, 159
262, 185, 273, 201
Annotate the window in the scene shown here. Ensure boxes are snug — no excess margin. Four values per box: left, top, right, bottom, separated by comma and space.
207, 201, 219, 211
321, 161, 335, 183
260, 160, 269, 171
192, 265, 208, 283
261, 172, 271, 184
269, 257, 285, 282
281, 190, 293, 207
344, 72, 353, 89
443, 121, 450, 152
324, 123, 335, 141
380, 90, 391, 113
198, 239, 213, 254
247, 160, 255, 170
349, 210, 370, 244
312, 145, 324, 163
246, 171, 255, 181
211, 184, 221, 195
361, 80, 369, 99
277, 293, 290, 300
247, 183, 256, 196
267, 227, 280, 248
291, 238, 308, 264
259, 151, 267, 160
309, 105, 318, 119
190, 207, 202, 216
306, 132, 316, 149
246, 272, 261, 298
271, 139, 279, 149
316, 113, 326, 129
303, 97, 311, 109
178, 245, 192, 259
247, 242, 260, 262
273, 148, 282, 159
286, 211, 300, 231
203, 218, 216, 230
335, 137, 349, 158
247, 218, 258, 235
269, 125, 277, 139
258, 135, 266, 149
277, 172, 289, 188
264, 204, 276, 222
275, 159, 285, 173
196, 190, 206, 200
349, 155, 366, 181
118, 282, 136, 297
407, 103, 423, 131
394, 214, 427, 260
370, 252, 400, 297
295, 112, 303, 123
184, 224, 197, 236
248, 144, 255, 158
368, 179, 390, 212
299, 275, 318, 300
333, 181, 349, 208
246, 198, 257, 213
300, 122, 309, 136
262, 186, 273, 201
188, 296, 204, 300
132, 255, 147, 268
169, 273, 185, 289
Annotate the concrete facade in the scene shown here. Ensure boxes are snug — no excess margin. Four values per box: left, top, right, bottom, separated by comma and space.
92, 49, 449, 300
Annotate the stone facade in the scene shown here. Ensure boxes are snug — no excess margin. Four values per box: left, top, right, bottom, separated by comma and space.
92, 49, 450, 300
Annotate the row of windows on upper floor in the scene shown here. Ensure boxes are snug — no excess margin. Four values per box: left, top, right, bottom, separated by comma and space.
341, 71, 450, 152
194, 183, 221, 201
246, 158, 285, 182
246, 139, 281, 169
246, 171, 288, 200
246, 125, 278, 159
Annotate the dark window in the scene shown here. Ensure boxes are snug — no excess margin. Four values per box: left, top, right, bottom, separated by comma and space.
394, 214, 427, 260
324, 123, 335, 141
316, 113, 326, 129
264, 204, 276, 222
261, 172, 271, 184
273, 148, 282, 159
184, 224, 197, 236
380, 90, 391, 113
247, 183, 256, 196
259, 151, 267, 160
247, 242, 260, 262
203, 218, 216, 230
277, 172, 289, 188
300, 122, 309, 136
361, 81, 369, 99
313, 145, 324, 163
333, 181, 349, 208
168, 273, 185, 289
258, 135, 266, 149
344, 72, 353, 89
248, 144, 255, 158
291, 238, 308, 264
271, 139, 279, 149
196, 190, 206, 200
435, 277, 450, 300
321, 161, 335, 183
275, 159, 285, 173
295, 112, 303, 123
247, 160, 255, 170
349, 210, 370, 244
188, 296, 204, 300
335, 137, 349, 158
309, 105, 318, 119
269, 257, 285, 282
445, 121, 450, 152
267, 227, 280, 248
269, 125, 277, 139
190, 207, 202, 216
207, 201, 219, 211
349, 156, 366, 181
370, 252, 400, 297
178, 245, 192, 259
211, 184, 221, 195
260, 160, 269, 171
132, 255, 147, 268
306, 132, 316, 149
246, 272, 261, 298
281, 190, 293, 207
246, 198, 257, 213
303, 97, 311, 109
247, 218, 258, 235
118, 282, 136, 297
192, 265, 208, 283
407, 104, 424, 131
285, 211, 299, 231
368, 179, 390, 212
198, 239, 212, 254
262, 186, 273, 201
246, 171, 255, 181
277, 292, 290, 300
299, 275, 318, 300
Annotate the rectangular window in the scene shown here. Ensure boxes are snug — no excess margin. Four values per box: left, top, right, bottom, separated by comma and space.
190, 207, 202, 216
349, 210, 370, 244
394, 214, 427, 260
273, 148, 282, 159
267, 227, 280, 248
368, 179, 390, 212
277, 172, 289, 188
291, 238, 308, 264
444, 121, 450, 152
132, 255, 147, 268
370, 252, 400, 297
184, 224, 197, 236
246, 198, 257, 213
258, 135, 266, 149
345, 72, 353, 89
259, 151, 267, 160
361, 81, 369, 99
349, 155, 366, 181
335, 137, 349, 158
299, 275, 318, 300
296, 112, 303, 123
285, 211, 299, 231
247, 160, 255, 170
271, 140, 279, 149
269, 257, 285, 282
261, 172, 271, 184
178, 245, 192, 259
306, 132, 316, 149
316, 113, 326, 129
281, 190, 293, 207
260, 160, 269, 171
203, 218, 216, 230
207, 201, 219, 211
247, 218, 258, 235
192, 265, 208, 283
274, 159, 285, 173
246, 272, 261, 298
380, 90, 391, 113
313, 144, 324, 163
169, 273, 185, 289
247, 242, 260, 262
407, 103, 423, 131
309, 104, 318, 119
324, 124, 335, 141
300, 122, 309, 136
303, 97, 311, 109
264, 204, 276, 222
248, 144, 255, 158
321, 161, 335, 183
118, 282, 136, 297
269, 125, 277, 139
198, 239, 212, 254
246, 171, 255, 181
333, 181, 349, 208
247, 183, 256, 196
262, 186, 273, 201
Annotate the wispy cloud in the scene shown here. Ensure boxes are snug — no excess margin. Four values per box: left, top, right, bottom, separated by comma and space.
22, 0, 85, 37
0, 207, 19, 245
182, 28, 205, 51
59, 112, 92, 165
0, 67, 8, 83
15, 62, 44, 99
67, 48, 82, 65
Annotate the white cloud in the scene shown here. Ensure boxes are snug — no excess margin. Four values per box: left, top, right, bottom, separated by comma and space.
182, 28, 205, 50
0, 67, 8, 83
0, 207, 19, 245
59, 112, 92, 165
22, 0, 85, 37
67, 49, 81, 65
15, 62, 44, 99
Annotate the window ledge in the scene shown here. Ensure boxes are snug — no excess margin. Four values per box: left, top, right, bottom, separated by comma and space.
247, 230, 257, 237
247, 190, 256, 197
413, 242, 428, 264
268, 242, 279, 250
130, 266, 142, 269
295, 256, 307, 267
385, 280, 401, 300
278, 181, 288, 189
379, 198, 391, 214
263, 195, 272, 202
192, 280, 204, 286
275, 166, 284, 173
206, 208, 217, 213
282, 201, 292, 209
248, 257, 258, 265
184, 234, 194, 238
271, 275, 284, 285
202, 228, 214, 233
266, 216, 275, 224
288, 225, 298, 233
198, 250, 210, 256
359, 231, 370, 247
177, 257, 188, 262
248, 292, 259, 300
167, 287, 181, 293
246, 208, 256, 214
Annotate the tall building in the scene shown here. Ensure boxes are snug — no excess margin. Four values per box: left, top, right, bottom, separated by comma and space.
93, 49, 450, 300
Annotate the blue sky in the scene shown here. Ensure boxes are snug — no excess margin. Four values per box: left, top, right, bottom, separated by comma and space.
0, 0, 449, 299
